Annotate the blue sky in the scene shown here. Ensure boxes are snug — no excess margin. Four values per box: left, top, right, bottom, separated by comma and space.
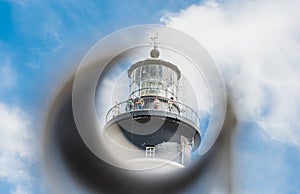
1, 0, 300, 193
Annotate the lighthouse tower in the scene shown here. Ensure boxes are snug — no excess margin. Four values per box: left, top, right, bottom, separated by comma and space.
104, 36, 201, 173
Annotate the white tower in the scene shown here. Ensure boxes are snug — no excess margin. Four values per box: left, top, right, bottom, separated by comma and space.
104, 36, 201, 173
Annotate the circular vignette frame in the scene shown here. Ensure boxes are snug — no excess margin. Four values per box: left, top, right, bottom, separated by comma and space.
72, 24, 227, 169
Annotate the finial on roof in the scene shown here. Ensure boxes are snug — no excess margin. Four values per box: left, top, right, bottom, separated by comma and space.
150, 32, 160, 58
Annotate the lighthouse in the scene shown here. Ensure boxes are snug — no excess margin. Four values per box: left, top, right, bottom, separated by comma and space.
103, 35, 201, 173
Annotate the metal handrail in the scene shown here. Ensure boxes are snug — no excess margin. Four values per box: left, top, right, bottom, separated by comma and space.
129, 88, 178, 99
106, 96, 200, 128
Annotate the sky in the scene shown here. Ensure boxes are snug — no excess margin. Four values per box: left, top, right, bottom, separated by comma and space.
0, 0, 300, 193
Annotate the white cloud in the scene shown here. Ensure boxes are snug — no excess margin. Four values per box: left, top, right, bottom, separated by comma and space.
161, 0, 300, 147
0, 103, 35, 193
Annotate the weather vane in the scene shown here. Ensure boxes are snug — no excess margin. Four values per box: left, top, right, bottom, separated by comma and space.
150, 32, 159, 49
150, 32, 160, 58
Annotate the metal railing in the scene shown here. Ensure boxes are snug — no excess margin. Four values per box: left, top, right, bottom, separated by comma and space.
106, 96, 200, 128
129, 87, 178, 101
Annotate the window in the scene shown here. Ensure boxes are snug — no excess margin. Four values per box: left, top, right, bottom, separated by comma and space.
131, 69, 135, 82
141, 65, 149, 78
158, 66, 163, 78
145, 146, 155, 158
135, 68, 140, 81
150, 65, 156, 77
